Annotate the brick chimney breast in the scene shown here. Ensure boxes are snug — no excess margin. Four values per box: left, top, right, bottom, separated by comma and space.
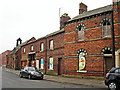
79, 2, 87, 14
60, 13, 71, 30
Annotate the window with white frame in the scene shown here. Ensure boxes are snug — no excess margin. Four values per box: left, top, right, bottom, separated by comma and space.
31, 45, 34, 51
23, 48, 25, 53
40, 43, 44, 52
50, 40, 53, 50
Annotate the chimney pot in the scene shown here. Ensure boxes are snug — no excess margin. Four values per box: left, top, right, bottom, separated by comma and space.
79, 2, 87, 14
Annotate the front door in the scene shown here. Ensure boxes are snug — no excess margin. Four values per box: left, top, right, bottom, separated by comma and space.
104, 57, 113, 75
58, 58, 62, 75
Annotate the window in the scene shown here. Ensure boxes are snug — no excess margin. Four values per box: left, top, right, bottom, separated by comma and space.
102, 22, 111, 38
41, 58, 44, 69
24, 67, 28, 71
49, 57, 53, 70
100, 18, 111, 38
23, 48, 25, 53
77, 49, 87, 72
115, 69, 120, 73
40, 43, 44, 52
78, 52, 85, 71
31, 45, 34, 51
50, 40, 53, 50
76, 23, 85, 41
78, 26, 84, 41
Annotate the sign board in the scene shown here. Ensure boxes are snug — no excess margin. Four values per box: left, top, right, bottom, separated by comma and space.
41, 58, 44, 69
49, 57, 53, 70
79, 52, 85, 71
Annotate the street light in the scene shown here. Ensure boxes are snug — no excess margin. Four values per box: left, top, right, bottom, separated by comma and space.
111, 0, 116, 67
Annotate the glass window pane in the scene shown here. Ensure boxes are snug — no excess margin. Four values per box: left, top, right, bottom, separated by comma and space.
50, 40, 53, 49
41, 43, 44, 51
78, 26, 84, 41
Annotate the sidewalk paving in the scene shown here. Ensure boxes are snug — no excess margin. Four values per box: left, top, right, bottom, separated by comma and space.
3, 68, 107, 88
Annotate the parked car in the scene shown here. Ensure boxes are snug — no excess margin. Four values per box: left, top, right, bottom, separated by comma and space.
19, 66, 43, 80
105, 67, 120, 90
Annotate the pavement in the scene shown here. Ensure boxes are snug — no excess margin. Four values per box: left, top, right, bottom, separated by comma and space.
3, 68, 107, 88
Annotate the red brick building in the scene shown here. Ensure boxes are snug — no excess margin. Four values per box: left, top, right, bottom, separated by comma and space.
6, 1, 120, 77
64, 1, 120, 77
21, 29, 66, 75
7, 37, 36, 69
0, 50, 11, 67
19, 13, 70, 75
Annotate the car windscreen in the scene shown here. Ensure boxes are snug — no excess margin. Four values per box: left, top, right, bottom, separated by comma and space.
109, 67, 116, 73
28, 67, 35, 71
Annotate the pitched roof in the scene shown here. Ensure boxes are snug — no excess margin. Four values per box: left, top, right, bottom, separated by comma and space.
7, 37, 36, 55
68, 4, 112, 22
37, 28, 64, 41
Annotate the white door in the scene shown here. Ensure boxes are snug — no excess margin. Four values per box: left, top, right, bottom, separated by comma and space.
36, 60, 39, 70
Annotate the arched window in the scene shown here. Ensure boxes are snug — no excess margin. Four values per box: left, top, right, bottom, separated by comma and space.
77, 48, 87, 71
100, 18, 111, 38
76, 23, 85, 41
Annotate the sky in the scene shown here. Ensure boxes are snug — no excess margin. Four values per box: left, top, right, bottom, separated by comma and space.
0, 0, 112, 54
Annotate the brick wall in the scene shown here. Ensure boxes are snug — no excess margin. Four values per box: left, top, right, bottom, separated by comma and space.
20, 31, 64, 75
64, 2, 120, 76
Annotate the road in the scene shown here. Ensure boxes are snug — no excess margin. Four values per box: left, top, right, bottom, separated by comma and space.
2, 70, 93, 88
1, 70, 107, 90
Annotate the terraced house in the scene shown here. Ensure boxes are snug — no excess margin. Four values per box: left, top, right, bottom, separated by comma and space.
6, 1, 120, 77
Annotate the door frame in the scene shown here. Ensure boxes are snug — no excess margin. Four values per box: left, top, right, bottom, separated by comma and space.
104, 55, 112, 76
58, 58, 62, 75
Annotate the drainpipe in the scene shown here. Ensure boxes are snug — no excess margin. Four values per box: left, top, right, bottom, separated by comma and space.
111, 4, 115, 67
45, 37, 47, 74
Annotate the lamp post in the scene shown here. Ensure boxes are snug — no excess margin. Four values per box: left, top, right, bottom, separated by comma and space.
111, 1, 115, 67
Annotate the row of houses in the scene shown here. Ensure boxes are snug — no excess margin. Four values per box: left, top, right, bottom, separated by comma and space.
1, 1, 120, 77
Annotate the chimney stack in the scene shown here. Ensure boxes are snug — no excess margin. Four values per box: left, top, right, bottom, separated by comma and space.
60, 13, 71, 30
79, 2, 87, 14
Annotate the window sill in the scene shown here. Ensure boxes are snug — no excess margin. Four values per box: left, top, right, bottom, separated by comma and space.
49, 69, 54, 71
77, 70, 87, 73
40, 50, 44, 52
77, 40, 84, 43
102, 36, 111, 39
49, 49, 54, 51
40, 68, 44, 70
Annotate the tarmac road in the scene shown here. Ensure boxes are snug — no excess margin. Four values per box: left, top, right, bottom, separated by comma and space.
1, 70, 108, 90
2, 70, 94, 88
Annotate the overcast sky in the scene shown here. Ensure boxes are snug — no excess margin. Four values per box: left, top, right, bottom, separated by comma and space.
0, 0, 112, 53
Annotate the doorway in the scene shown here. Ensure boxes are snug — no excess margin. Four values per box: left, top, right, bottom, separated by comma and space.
28, 54, 35, 67
104, 56, 113, 75
58, 58, 62, 75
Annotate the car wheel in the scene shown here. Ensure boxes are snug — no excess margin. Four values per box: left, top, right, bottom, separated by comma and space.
108, 82, 117, 90
19, 73, 23, 78
28, 75, 31, 79
40, 76, 43, 80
